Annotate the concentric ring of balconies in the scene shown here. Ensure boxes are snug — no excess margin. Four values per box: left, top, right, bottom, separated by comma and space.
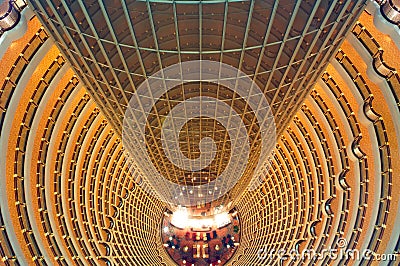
27, 0, 368, 211
1, 5, 400, 266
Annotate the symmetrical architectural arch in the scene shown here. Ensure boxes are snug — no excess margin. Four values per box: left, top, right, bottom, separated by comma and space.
0, 1, 399, 265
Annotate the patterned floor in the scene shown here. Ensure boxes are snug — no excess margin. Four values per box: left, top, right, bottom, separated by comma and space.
161, 213, 240, 265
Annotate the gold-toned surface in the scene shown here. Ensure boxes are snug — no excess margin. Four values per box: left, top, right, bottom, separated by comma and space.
0, 5, 399, 266
27, 0, 367, 209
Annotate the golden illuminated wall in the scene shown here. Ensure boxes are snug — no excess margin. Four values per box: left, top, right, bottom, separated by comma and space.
26, 0, 368, 211
0, 2, 400, 266
0, 13, 173, 266
232, 6, 400, 265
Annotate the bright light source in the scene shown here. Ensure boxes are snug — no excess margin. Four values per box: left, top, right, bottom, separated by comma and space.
214, 212, 231, 228
190, 218, 213, 229
171, 207, 189, 228
170, 209, 231, 229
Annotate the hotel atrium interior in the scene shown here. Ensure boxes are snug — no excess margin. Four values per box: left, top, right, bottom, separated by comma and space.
1, 0, 400, 265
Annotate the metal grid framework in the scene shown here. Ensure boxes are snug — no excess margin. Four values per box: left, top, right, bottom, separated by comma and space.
2, 6, 400, 265
28, 0, 367, 210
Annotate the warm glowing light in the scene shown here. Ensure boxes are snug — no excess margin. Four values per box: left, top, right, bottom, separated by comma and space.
170, 207, 189, 229
170, 208, 231, 229
214, 212, 231, 228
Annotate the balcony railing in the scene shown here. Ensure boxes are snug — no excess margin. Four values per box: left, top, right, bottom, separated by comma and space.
373, 49, 396, 79
376, 0, 400, 25
0, 0, 27, 34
